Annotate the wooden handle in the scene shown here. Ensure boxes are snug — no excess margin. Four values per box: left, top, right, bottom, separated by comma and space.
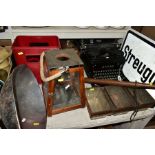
84, 78, 155, 89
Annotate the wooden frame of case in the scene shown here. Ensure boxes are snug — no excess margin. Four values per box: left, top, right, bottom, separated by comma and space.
46, 66, 86, 116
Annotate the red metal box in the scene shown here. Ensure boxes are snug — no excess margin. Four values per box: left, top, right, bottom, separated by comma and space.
12, 36, 61, 83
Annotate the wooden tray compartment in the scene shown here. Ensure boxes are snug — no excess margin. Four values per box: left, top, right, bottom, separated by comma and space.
86, 86, 155, 119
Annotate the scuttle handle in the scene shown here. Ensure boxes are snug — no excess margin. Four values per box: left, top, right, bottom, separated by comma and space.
40, 52, 69, 82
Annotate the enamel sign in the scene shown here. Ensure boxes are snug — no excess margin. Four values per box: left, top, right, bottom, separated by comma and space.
121, 30, 155, 84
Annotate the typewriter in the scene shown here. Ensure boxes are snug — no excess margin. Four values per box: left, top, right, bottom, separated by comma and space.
79, 39, 126, 80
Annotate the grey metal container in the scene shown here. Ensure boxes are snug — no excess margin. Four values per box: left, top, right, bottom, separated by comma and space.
0, 65, 47, 129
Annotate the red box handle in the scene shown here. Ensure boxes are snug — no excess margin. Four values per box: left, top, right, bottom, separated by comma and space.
26, 55, 40, 62
29, 42, 49, 47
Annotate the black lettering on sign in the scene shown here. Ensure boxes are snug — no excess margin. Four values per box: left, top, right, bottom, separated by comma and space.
123, 44, 155, 84
133, 58, 140, 69
137, 62, 146, 75
141, 68, 153, 82
124, 45, 130, 60
126, 50, 132, 62
128, 53, 135, 64
149, 72, 155, 84
123, 45, 133, 62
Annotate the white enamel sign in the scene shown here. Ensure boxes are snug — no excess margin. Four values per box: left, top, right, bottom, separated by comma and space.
121, 30, 155, 84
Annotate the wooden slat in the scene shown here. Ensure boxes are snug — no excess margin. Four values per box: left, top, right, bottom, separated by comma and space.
0, 39, 12, 46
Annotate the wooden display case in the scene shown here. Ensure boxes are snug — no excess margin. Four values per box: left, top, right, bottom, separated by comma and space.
43, 48, 86, 116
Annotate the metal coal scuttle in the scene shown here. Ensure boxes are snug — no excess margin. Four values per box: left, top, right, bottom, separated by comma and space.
0, 65, 47, 129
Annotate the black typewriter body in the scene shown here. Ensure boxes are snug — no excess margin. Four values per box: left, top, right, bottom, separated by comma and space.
79, 39, 126, 80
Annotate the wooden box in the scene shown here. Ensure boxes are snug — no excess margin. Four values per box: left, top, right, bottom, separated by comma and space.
86, 86, 155, 119
43, 49, 86, 116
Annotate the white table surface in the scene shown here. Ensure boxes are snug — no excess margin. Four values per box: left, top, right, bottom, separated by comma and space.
46, 60, 155, 128
46, 88, 155, 129
47, 107, 155, 128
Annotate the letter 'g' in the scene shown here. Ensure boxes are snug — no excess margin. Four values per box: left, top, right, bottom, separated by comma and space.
141, 68, 152, 83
